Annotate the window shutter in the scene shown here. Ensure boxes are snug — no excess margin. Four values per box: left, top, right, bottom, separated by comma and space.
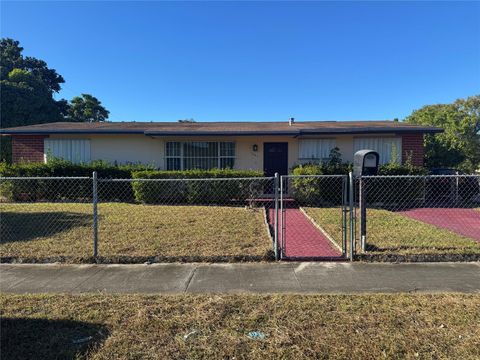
353, 138, 401, 164
299, 139, 336, 160
44, 139, 91, 164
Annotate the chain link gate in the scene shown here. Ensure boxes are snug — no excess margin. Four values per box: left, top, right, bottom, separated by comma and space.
278, 175, 349, 260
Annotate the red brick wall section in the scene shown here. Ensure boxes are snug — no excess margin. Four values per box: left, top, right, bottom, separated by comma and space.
11, 135, 47, 163
402, 133, 424, 167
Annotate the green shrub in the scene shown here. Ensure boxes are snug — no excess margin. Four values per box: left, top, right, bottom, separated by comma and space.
290, 164, 346, 205
0, 162, 263, 204
0, 160, 153, 202
365, 163, 428, 207
131, 169, 263, 204
378, 163, 427, 176
289, 160, 429, 207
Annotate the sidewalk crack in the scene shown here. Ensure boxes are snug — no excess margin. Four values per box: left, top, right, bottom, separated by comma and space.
184, 266, 198, 293
292, 266, 303, 291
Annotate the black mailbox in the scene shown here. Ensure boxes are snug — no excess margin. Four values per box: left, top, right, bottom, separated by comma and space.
353, 150, 379, 176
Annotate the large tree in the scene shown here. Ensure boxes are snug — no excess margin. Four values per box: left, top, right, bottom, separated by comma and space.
1, 69, 64, 128
405, 95, 480, 172
0, 38, 66, 128
1, 39, 65, 93
0, 38, 109, 162
67, 94, 109, 122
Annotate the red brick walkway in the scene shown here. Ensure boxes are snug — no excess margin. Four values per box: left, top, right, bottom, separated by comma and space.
269, 208, 342, 259
400, 208, 480, 242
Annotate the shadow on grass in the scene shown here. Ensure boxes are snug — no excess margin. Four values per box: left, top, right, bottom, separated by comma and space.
0, 317, 108, 360
0, 212, 92, 243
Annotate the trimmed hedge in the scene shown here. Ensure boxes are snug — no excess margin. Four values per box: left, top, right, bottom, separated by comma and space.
364, 163, 429, 206
0, 160, 153, 202
290, 162, 429, 206
0, 159, 154, 178
0, 162, 264, 204
131, 169, 264, 204
377, 163, 428, 176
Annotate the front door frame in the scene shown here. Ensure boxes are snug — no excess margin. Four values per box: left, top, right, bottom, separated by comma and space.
263, 142, 289, 177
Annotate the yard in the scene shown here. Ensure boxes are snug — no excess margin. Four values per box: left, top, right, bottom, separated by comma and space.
303, 207, 480, 255
1, 293, 479, 359
0, 203, 272, 261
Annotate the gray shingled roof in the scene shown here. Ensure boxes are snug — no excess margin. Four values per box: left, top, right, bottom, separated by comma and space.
0, 121, 443, 136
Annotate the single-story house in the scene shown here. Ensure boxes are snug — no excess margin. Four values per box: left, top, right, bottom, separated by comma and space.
0, 120, 443, 176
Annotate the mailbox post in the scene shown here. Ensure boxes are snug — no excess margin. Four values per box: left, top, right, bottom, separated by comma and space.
353, 150, 379, 252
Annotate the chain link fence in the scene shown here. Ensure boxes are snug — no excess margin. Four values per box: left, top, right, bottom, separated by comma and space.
96, 177, 277, 261
356, 175, 480, 258
0, 174, 278, 262
0, 177, 94, 260
2, 173, 479, 262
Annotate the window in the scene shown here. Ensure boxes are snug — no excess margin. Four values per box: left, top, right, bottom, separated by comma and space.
165, 141, 235, 170
44, 139, 91, 164
299, 139, 337, 161
354, 137, 401, 165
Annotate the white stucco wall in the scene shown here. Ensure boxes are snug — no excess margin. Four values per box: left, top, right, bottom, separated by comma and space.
49, 134, 165, 167
47, 133, 399, 172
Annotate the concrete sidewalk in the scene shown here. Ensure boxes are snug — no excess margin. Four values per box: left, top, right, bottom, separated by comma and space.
1, 262, 479, 294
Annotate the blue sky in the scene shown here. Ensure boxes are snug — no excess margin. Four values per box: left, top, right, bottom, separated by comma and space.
1, 1, 479, 122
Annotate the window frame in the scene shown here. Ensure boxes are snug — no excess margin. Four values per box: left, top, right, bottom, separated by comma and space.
44, 138, 91, 164
353, 136, 402, 165
165, 141, 236, 170
298, 138, 337, 162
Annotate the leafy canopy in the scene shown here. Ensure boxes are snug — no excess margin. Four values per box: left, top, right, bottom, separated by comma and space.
0, 38, 65, 93
68, 94, 109, 122
0, 38, 109, 162
1, 38, 110, 128
405, 95, 480, 172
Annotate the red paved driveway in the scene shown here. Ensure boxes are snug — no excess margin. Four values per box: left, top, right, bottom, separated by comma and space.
400, 208, 480, 242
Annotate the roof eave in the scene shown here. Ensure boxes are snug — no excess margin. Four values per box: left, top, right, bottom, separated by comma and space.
300, 128, 444, 135
0, 127, 444, 136
0, 130, 146, 135
144, 131, 299, 136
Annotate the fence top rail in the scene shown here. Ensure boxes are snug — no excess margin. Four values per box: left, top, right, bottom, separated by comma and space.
361, 174, 480, 179
98, 176, 275, 182
0, 176, 91, 180
282, 174, 348, 179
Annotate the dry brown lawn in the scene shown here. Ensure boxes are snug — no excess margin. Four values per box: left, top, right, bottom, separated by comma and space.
303, 207, 480, 255
1, 293, 479, 359
0, 203, 272, 261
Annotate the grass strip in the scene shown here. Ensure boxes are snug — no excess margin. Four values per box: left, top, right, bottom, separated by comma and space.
1, 293, 479, 359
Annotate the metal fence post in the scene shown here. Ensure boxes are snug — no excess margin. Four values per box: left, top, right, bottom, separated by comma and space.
359, 176, 366, 252
92, 171, 98, 258
280, 175, 284, 259
274, 172, 279, 260
342, 175, 347, 257
455, 172, 459, 205
348, 172, 355, 261
423, 176, 427, 206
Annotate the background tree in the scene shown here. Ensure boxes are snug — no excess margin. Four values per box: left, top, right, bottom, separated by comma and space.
67, 94, 109, 122
1, 69, 64, 128
0, 38, 109, 162
1, 39, 67, 129
405, 95, 480, 172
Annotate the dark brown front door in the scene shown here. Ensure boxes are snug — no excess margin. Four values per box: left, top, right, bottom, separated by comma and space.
263, 142, 288, 177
